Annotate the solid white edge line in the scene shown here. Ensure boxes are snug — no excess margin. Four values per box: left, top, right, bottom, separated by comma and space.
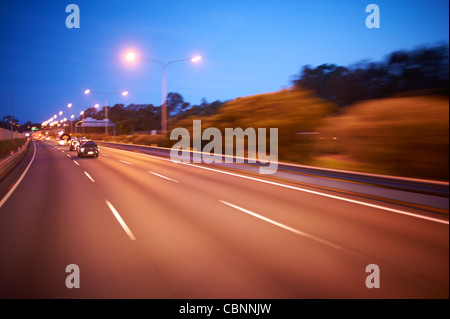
84, 171, 95, 182
220, 200, 342, 250
148, 171, 179, 183
105, 200, 136, 240
0, 140, 37, 209
192, 165, 449, 225
99, 146, 449, 225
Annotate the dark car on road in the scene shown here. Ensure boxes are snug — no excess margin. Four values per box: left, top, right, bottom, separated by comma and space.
77, 137, 88, 148
78, 141, 99, 158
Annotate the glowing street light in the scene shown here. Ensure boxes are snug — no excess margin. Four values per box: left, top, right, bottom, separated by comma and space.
84, 89, 128, 135
125, 52, 136, 62
124, 51, 202, 134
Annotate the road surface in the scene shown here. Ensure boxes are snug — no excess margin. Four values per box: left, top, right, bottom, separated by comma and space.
0, 139, 448, 298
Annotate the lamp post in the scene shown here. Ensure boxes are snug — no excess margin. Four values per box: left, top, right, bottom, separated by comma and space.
67, 103, 73, 133
125, 52, 202, 135
84, 89, 128, 135
9, 94, 13, 153
161, 57, 202, 134
80, 111, 85, 134
9, 95, 13, 142
70, 115, 75, 133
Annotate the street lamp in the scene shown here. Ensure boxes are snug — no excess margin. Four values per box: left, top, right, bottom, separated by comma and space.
161, 57, 202, 134
66, 103, 73, 132
125, 52, 136, 62
80, 111, 85, 134
9, 94, 13, 148
125, 51, 202, 134
70, 115, 75, 133
84, 89, 128, 135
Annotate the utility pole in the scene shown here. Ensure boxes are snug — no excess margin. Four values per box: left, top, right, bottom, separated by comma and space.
10, 95, 13, 140
9, 94, 13, 154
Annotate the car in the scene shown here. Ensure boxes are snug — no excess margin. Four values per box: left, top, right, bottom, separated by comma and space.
69, 137, 79, 151
58, 133, 71, 145
78, 141, 99, 158
77, 137, 88, 149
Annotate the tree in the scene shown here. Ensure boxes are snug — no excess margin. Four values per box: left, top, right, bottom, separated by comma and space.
292, 44, 449, 107
117, 118, 133, 135
2, 115, 19, 125
166, 92, 186, 116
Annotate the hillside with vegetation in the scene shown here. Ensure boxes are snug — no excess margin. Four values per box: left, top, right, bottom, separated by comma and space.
311, 95, 449, 180
170, 89, 335, 163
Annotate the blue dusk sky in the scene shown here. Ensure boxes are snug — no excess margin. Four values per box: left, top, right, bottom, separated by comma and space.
0, 0, 448, 124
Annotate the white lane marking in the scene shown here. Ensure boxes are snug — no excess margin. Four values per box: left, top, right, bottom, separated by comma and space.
84, 171, 95, 182
73, 160, 79, 166
119, 160, 133, 165
102, 153, 109, 157
66, 154, 71, 158
0, 140, 36, 209
98, 146, 449, 225
148, 171, 179, 183
105, 200, 136, 240
190, 165, 449, 225
220, 200, 342, 250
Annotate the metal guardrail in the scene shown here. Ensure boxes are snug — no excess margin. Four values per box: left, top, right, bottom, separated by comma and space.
96, 141, 449, 198
0, 139, 31, 180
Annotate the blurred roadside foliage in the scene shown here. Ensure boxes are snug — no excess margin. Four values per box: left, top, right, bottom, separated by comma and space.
83, 90, 449, 181
171, 89, 335, 163
0, 138, 27, 159
72, 132, 169, 147
312, 95, 449, 180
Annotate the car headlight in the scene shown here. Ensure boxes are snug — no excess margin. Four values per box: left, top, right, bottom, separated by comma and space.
80, 148, 85, 152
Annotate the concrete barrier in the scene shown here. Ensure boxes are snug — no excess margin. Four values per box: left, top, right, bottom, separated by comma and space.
0, 127, 26, 140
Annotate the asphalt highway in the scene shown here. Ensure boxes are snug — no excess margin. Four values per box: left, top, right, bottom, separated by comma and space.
0, 139, 448, 298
